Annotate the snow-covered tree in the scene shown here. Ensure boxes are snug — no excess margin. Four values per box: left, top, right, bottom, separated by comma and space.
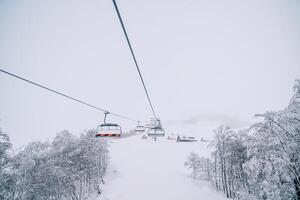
186, 80, 300, 200
0, 129, 15, 200
0, 129, 109, 200
0, 129, 12, 169
244, 80, 300, 200
185, 152, 201, 179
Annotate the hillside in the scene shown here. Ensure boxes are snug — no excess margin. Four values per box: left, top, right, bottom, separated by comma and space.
97, 134, 226, 200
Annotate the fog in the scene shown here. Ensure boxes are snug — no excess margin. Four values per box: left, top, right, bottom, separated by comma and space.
1, 0, 300, 148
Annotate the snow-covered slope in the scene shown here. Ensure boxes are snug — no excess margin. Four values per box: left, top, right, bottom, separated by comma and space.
97, 135, 226, 200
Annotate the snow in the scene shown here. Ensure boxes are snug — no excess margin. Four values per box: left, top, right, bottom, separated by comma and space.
96, 135, 227, 200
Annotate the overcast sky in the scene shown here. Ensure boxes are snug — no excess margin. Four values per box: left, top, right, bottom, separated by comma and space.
1, 0, 300, 148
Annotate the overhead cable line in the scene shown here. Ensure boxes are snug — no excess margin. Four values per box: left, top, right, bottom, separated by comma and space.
0, 68, 138, 122
111, 0, 157, 119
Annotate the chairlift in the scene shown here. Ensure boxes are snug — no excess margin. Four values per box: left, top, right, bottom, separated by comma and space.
135, 121, 145, 133
95, 112, 122, 137
148, 127, 165, 137
147, 118, 165, 137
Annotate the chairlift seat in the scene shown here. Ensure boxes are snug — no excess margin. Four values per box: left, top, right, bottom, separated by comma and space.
96, 123, 122, 137
135, 125, 145, 133
147, 127, 165, 137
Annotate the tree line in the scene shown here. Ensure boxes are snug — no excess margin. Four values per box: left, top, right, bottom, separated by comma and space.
185, 80, 300, 200
0, 129, 109, 200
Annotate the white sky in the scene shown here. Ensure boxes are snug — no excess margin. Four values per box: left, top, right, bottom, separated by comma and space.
1, 0, 300, 148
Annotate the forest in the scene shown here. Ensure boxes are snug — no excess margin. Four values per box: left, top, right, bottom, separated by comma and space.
185, 80, 300, 200
1, 80, 299, 200
0, 130, 109, 200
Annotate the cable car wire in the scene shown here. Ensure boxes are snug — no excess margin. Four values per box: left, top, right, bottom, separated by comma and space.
0, 68, 138, 122
111, 0, 157, 119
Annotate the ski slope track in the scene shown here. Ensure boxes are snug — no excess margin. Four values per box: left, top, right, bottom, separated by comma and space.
97, 135, 226, 200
